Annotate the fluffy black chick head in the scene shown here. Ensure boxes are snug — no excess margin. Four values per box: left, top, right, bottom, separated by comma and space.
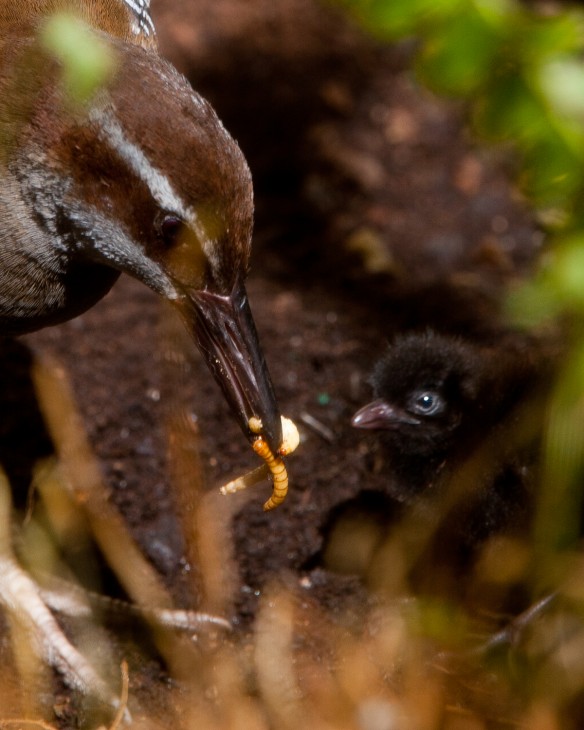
352, 331, 486, 477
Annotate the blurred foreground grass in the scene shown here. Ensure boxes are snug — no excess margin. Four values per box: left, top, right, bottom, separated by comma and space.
0, 351, 581, 729
4, 3, 584, 728
325, 0, 584, 726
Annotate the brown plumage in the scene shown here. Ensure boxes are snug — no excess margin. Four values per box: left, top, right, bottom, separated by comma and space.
0, 0, 155, 49
0, 0, 282, 451
0, 0, 283, 707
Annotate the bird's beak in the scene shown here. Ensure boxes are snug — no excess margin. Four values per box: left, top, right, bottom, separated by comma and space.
179, 278, 283, 454
351, 399, 420, 430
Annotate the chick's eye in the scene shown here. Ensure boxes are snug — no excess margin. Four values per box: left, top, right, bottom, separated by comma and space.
156, 213, 183, 246
409, 391, 445, 417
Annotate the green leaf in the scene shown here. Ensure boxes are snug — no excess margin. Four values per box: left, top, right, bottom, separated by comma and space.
343, 0, 462, 39
520, 11, 584, 62
539, 57, 584, 123
417, 8, 502, 95
41, 13, 117, 105
522, 135, 584, 209
549, 236, 584, 306
474, 73, 547, 142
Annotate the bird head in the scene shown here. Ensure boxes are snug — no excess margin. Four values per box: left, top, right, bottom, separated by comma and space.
10, 36, 282, 453
352, 332, 482, 460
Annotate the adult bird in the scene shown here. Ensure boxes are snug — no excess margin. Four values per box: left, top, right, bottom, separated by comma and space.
0, 0, 282, 708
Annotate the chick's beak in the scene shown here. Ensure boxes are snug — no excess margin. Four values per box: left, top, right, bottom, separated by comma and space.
352, 399, 420, 430
180, 279, 283, 454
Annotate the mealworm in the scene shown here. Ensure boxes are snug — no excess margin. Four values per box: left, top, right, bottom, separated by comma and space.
253, 436, 289, 511
219, 416, 299, 509
220, 464, 268, 496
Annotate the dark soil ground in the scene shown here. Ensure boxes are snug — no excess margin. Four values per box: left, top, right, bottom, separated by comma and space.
0, 0, 551, 726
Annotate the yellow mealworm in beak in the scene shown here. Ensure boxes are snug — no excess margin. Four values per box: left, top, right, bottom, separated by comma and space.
219, 416, 300, 510
253, 436, 289, 511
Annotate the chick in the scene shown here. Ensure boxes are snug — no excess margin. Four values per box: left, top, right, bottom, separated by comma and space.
352, 330, 542, 496
347, 330, 555, 605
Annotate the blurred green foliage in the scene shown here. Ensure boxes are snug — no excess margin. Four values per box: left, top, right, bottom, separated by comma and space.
338, 0, 584, 325
41, 13, 116, 105
337, 0, 584, 677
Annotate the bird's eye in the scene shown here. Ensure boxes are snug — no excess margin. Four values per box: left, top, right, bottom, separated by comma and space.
156, 213, 183, 247
409, 390, 445, 417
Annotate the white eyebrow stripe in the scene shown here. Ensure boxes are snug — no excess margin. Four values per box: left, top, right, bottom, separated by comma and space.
90, 108, 190, 218
88, 107, 221, 271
